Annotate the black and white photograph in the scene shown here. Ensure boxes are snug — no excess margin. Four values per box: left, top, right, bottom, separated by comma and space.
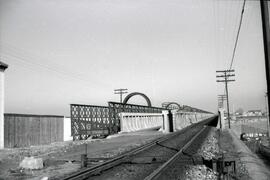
0, 0, 270, 179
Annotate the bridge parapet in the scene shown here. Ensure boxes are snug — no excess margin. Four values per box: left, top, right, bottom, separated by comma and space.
172, 111, 213, 131
119, 111, 214, 133
119, 112, 163, 133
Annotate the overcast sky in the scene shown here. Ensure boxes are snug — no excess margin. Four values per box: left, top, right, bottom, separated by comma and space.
0, 0, 267, 116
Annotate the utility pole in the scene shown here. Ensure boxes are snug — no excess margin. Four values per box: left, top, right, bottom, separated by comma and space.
216, 70, 235, 128
265, 92, 270, 137
260, 0, 270, 137
218, 95, 227, 108
114, 89, 128, 103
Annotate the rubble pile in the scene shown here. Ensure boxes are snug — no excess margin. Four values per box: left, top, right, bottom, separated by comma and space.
19, 157, 44, 170
197, 135, 219, 160
182, 131, 220, 179
184, 165, 218, 180
235, 160, 250, 179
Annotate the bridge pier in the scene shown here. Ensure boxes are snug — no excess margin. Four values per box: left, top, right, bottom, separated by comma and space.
162, 110, 173, 133
218, 108, 225, 130
0, 62, 8, 149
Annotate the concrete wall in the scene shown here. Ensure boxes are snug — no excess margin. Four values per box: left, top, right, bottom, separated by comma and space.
119, 112, 163, 133
64, 117, 72, 141
172, 111, 213, 131
0, 70, 4, 149
119, 111, 213, 133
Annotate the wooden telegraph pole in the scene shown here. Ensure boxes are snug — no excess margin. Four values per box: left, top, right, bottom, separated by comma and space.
114, 89, 128, 103
216, 70, 235, 128
260, 0, 270, 137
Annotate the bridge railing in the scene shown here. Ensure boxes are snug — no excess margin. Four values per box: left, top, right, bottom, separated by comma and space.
71, 102, 213, 140
70, 104, 110, 140
108, 101, 165, 133
172, 111, 213, 131
71, 102, 166, 140
119, 112, 163, 133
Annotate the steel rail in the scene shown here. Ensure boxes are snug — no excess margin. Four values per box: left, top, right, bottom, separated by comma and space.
144, 126, 207, 180
62, 116, 217, 180
63, 126, 188, 180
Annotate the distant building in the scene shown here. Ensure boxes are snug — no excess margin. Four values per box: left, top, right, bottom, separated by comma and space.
246, 110, 263, 116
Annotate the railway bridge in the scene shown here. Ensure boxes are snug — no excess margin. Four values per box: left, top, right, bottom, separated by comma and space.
70, 92, 214, 140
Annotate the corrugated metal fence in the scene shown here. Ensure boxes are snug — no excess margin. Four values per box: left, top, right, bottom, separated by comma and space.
4, 114, 64, 148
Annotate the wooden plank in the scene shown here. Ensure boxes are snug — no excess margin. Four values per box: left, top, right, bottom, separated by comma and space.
23, 116, 28, 147
48, 117, 52, 143
23, 116, 29, 147
4, 115, 8, 148
54, 117, 58, 142
55, 117, 59, 142
32, 116, 40, 146
9, 115, 15, 148
60, 117, 64, 141
56, 117, 64, 142
36, 117, 41, 145
39, 118, 45, 144
15, 116, 24, 147
23, 116, 39, 147
56, 117, 60, 141
4, 115, 14, 148
14, 116, 18, 147
40, 117, 50, 145
53, 118, 58, 142
25, 116, 32, 147
49, 117, 56, 143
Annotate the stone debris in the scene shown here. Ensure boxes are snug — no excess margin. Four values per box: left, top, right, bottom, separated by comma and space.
2, 139, 105, 162
235, 160, 250, 179
114, 165, 138, 179
7, 168, 29, 177
197, 136, 219, 160
19, 156, 43, 170
184, 165, 218, 180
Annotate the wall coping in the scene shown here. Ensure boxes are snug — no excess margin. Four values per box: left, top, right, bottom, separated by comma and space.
4, 113, 64, 118
0, 61, 8, 71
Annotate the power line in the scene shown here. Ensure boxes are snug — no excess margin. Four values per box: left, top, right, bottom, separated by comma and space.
0, 44, 107, 87
0, 52, 107, 91
0, 44, 84, 77
229, 0, 246, 70
218, 0, 245, 114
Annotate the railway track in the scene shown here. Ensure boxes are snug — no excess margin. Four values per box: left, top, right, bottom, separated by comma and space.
62, 116, 218, 180
145, 126, 212, 180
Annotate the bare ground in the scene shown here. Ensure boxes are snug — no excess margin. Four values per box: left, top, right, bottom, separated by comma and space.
0, 130, 164, 180
218, 129, 251, 180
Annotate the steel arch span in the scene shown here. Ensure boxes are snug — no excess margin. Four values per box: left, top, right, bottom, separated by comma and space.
123, 92, 152, 107
165, 102, 182, 110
